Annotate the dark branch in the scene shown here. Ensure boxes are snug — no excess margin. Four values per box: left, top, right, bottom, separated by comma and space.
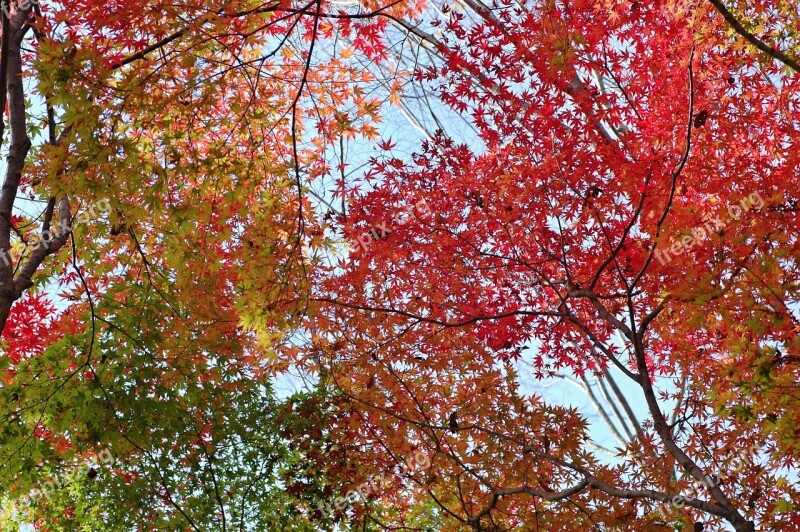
708, 0, 800, 73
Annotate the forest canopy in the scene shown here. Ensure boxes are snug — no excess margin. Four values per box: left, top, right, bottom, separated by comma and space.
0, 0, 799, 531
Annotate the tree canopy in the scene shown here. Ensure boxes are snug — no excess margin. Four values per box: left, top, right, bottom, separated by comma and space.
0, 0, 799, 531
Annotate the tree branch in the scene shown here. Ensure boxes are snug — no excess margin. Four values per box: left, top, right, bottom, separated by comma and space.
708, 0, 800, 73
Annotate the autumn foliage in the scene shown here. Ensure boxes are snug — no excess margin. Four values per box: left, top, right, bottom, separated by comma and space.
0, 0, 799, 530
